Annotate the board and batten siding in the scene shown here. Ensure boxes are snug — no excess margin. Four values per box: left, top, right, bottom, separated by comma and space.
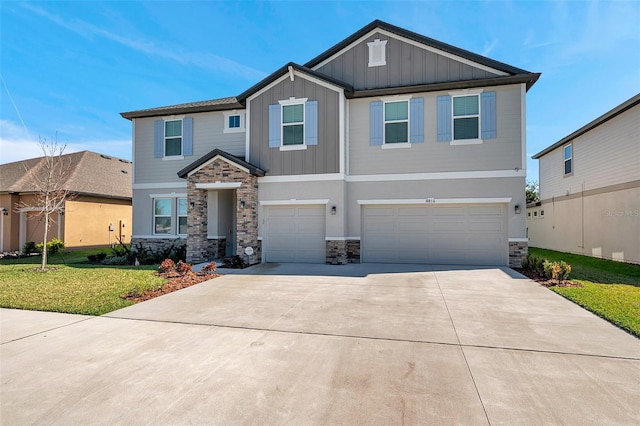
133, 111, 246, 184
348, 84, 522, 175
249, 77, 340, 176
538, 104, 640, 200
315, 32, 500, 90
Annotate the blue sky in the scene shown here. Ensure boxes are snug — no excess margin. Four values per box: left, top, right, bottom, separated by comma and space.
1, 0, 638, 181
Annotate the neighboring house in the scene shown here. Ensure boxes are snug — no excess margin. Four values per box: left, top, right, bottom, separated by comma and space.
121, 20, 540, 267
0, 151, 132, 252
528, 93, 640, 264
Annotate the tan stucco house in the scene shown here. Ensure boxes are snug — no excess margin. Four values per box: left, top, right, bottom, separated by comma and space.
122, 20, 540, 267
528, 93, 640, 264
0, 151, 132, 252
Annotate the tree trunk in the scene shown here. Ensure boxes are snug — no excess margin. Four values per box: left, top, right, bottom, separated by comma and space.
42, 211, 49, 270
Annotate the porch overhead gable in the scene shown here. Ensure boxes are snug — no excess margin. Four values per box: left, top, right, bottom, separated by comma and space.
177, 149, 265, 179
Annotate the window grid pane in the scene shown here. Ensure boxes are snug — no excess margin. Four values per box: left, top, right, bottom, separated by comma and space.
165, 138, 182, 156
385, 101, 408, 121
165, 120, 182, 137
229, 115, 240, 128
565, 159, 572, 175
154, 199, 171, 216
453, 117, 479, 140
155, 217, 172, 234
178, 217, 188, 235
564, 145, 572, 160
385, 122, 408, 143
178, 198, 187, 215
453, 96, 479, 116
283, 124, 304, 145
282, 104, 303, 124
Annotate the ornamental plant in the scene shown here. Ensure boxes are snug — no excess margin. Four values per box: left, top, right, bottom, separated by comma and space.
176, 260, 193, 274
158, 258, 175, 273
201, 262, 217, 274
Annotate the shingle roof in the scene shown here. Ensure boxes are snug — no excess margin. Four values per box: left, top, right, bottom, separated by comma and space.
532, 93, 640, 159
121, 97, 243, 120
0, 150, 132, 200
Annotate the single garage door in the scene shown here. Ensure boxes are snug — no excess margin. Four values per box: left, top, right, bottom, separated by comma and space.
362, 204, 507, 265
264, 205, 326, 263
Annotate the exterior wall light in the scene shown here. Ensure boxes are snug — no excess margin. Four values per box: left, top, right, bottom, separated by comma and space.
514, 205, 521, 214
1, 208, 8, 216
240, 200, 246, 209
331, 206, 337, 215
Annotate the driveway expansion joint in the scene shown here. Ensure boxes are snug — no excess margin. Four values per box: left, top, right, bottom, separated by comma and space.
0, 316, 95, 345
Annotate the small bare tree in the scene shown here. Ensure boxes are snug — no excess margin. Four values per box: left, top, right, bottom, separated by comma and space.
16, 137, 75, 270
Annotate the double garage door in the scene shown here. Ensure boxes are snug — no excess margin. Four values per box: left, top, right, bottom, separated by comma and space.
362, 204, 507, 265
263, 204, 507, 265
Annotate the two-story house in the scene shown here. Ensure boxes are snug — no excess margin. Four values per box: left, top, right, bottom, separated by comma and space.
121, 20, 540, 267
528, 94, 639, 264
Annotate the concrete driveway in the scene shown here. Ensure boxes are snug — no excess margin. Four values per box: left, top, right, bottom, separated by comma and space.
2, 263, 639, 425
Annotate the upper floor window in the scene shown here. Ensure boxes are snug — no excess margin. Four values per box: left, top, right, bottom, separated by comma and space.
453, 95, 479, 140
164, 120, 182, 156
564, 144, 573, 175
384, 101, 408, 144
223, 111, 245, 133
154, 117, 192, 159
268, 98, 318, 151
367, 38, 387, 67
282, 103, 304, 146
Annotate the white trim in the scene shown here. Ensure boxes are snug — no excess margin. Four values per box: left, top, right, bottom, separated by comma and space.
131, 119, 136, 183
245, 103, 251, 163
280, 144, 307, 152
162, 114, 186, 120
133, 182, 187, 190
258, 173, 344, 183
357, 197, 511, 205
367, 38, 387, 67
288, 65, 295, 81
383, 98, 410, 145
450, 139, 482, 146
311, 28, 509, 77
162, 155, 184, 161
246, 71, 344, 103
132, 235, 186, 240
188, 154, 251, 177
380, 94, 413, 102
207, 235, 227, 240
508, 238, 529, 242
381, 143, 411, 149
223, 110, 246, 134
148, 192, 187, 198
325, 237, 361, 241
339, 91, 345, 175
448, 88, 484, 96
195, 182, 242, 189
260, 199, 330, 206
17, 207, 42, 212
344, 95, 349, 176
347, 169, 526, 182
278, 97, 308, 106
520, 83, 527, 171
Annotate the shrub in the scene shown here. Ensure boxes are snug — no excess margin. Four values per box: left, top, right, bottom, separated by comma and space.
103, 255, 130, 265
201, 262, 217, 274
176, 260, 192, 274
222, 255, 247, 269
158, 258, 175, 273
36, 238, 65, 255
22, 241, 37, 255
87, 252, 108, 262
111, 244, 130, 257
543, 260, 572, 283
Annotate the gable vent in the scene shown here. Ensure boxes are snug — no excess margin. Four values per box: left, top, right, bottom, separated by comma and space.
367, 38, 387, 67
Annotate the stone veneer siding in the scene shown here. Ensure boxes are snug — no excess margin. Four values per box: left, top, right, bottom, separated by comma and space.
346, 240, 361, 263
325, 239, 361, 264
509, 241, 528, 268
186, 158, 260, 264
131, 237, 186, 256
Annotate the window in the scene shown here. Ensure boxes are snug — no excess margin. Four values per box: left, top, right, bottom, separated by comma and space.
164, 120, 182, 156
367, 38, 387, 67
540, 210, 545, 217
384, 101, 409, 144
564, 144, 573, 175
154, 199, 172, 234
527, 212, 531, 217
453, 95, 479, 140
177, 198, 188, 235
223, 111, 244, 133
282, 103, 304, 146
534, 211, 538, 217
229, 115, 240, 129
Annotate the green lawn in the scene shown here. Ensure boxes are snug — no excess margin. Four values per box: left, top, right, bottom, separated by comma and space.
529, 248, 640, 337
0, 249, 165, 316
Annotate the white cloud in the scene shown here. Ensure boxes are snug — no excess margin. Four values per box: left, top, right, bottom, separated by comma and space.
482, 39, 498, 56
21, 3, 267, 81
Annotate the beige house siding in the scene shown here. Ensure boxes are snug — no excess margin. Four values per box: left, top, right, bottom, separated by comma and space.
528, 186, 640, 264
64, 197, 132, 248
133, 112, 246, 184
538, 105, 640, 200
348, 84, 523, 175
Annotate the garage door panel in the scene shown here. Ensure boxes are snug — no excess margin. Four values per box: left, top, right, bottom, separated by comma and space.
264, 205, 325, 263
362, 204, 507, 266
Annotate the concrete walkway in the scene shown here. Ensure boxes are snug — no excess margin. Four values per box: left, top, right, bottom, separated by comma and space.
1, 263, 639, 425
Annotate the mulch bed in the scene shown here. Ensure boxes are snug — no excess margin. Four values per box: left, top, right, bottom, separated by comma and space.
514, 268, 582, 288
122, 271, 221, 303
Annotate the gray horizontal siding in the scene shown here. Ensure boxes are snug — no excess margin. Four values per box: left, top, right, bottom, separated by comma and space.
134, 111, 246, 184
349, 84, 522, 175
316, 32, 500, 90
249, 77, 340, 175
